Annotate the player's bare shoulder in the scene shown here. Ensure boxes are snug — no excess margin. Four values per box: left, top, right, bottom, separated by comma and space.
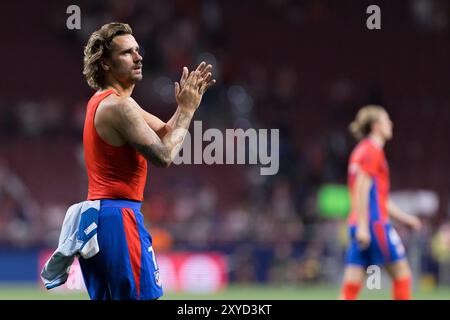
96, 94, 140, 125
97, 93, 129, 117
94, 93, 137, 146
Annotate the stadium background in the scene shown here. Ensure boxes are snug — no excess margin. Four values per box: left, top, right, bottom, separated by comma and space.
0, 0, 449, 299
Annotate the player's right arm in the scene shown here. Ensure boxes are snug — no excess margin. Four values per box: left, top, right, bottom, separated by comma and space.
111, 98, 172, 167
353, 171, 372, 249
388, 200, 422, 230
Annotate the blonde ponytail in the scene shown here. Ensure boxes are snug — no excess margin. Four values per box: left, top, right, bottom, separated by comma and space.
349, 105, 385, 140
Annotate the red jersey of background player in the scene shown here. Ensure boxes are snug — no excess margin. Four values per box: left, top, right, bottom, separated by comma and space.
83, 89, 147, 201
347, 138, 390, 225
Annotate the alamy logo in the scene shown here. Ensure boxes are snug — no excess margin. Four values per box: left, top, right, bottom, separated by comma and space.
366, 265, 381, 290
366, 5, 381, 30
170, 121, 280, 176
66, 5, 81, 30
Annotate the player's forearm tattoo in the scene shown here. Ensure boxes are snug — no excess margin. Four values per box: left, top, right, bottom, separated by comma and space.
121, 103, 171, 167
123, 102, 193, 166
163, 110, 193, 160
175, 109, 192, 127
131, 141, 171, 167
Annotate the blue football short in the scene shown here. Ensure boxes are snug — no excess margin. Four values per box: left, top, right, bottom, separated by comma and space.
79, 199, 163, 300
346, 222, 406, 268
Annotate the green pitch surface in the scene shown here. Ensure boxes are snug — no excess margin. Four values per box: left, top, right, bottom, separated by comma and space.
0, 284, 449, 300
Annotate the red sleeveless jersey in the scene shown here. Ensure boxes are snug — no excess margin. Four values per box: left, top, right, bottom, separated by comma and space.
83, 89, 147, 201
347, 138, 390, 225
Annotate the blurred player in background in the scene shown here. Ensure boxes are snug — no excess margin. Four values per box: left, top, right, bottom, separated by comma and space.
340, 105, 422, 300
81, 22, 215, 299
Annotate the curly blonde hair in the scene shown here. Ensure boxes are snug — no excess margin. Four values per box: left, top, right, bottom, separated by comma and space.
83, 22, 133, 90
349, 105, 386, 140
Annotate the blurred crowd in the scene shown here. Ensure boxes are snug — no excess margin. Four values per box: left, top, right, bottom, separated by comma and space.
0, 0, 449, 286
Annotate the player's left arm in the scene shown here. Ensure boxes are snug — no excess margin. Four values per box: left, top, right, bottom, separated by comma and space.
388, 200, 422, 231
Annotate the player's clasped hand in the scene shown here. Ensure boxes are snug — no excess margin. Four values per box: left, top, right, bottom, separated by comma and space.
175, 61, 216, 113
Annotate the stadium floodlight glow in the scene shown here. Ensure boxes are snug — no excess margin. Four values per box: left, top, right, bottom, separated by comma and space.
317, 184, 351, 218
